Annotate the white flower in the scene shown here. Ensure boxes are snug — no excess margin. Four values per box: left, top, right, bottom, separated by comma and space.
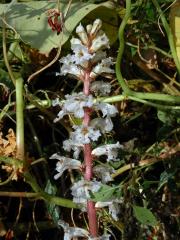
95, 199, 122, 221
91, 51, 107, 64
76, 179, 100, 198
71, 44, 94, 67
58, 220, 89, 240
70, 37, 82, 45
95, 102, 118, 117
60, 62, 83, 78
93, 165, 115, 183
76, 23, 88, 45
50, 154, 81, 179
63, 139, 83, 159
71, 125, 101, 144
89, 19, 102, 37
71, 179, 102, 206
60, 54, 84, 78
90, 57, 114, 78
92, 142, 123, 161
90, 33, 110, 52
90, 81, 111, 96
53, 92, 94, 122
60, 54, 74, 65
86, 24, 93, 34
90, 117, 113, 133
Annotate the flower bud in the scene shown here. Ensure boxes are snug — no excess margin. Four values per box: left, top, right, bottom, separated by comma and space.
86, 24, 93, 34
76, 23, 88, 45
90, 33, 109, 52
90, 19, 102, 37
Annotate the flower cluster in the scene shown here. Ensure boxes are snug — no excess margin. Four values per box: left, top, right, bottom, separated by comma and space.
51, 19, 123, 239
59, 19, 114, 81
52, 93, 94, 122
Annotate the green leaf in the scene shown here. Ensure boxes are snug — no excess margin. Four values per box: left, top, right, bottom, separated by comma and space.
157, 171, 174, 192
90, 184, 116, 202
44, 180, 60, 225
157, 109, 180, 125
130, 47, 137, 57
133, 205, 158, 226
0, 1, 118, 53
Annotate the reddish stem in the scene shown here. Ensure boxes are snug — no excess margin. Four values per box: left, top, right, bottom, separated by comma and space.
83, 143, 92, 180
83, 71, 98, 237
87, 201, 98, 236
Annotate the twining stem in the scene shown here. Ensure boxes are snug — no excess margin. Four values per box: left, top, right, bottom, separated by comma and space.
116, 0, 180, 101
151, 0, 180, 76
83, 72, 98, 237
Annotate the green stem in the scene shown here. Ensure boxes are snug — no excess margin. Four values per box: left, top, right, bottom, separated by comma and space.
99, 95, 180, 110
116, 0, 132, 95
16, 77, 24, 160
0, 156, 78, 209
0, 191, 40, 198
126, 42, 172, 58
115, 0, 180, 102
24, 94, 180, 113
24, 172, 77, 209
151, 0, 180, 76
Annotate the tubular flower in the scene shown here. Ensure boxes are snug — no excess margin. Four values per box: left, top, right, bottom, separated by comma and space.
70, 125, 101, 145
58, 220, 89, 240
53, 92, 94, 122
90, 81, 111, 96
93, 165, 115, 183
71, 179, 102, 209
50, 154, 82, 179
90, 117, 114, 133
95, 199, 123, 221
92, 142, 123, 162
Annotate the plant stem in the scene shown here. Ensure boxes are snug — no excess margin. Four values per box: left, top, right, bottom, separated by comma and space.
24, 172, 78, 209
16, 77, 24, 160
83, 72, 98, 237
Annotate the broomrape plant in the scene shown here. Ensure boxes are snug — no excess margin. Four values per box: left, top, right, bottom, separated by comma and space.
51, 19, 123, 239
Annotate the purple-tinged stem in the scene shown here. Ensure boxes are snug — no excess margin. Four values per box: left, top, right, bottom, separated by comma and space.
83, 72, 98, 237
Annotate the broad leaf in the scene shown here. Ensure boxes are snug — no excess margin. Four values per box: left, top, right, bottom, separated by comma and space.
0, 1, 118, 53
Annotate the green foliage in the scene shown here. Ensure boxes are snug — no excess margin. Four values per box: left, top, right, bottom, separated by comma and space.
156, 170, 175, 192
157, 109, 180, 125
44, 180, 60, 225
133, 205, 158, 226
90, 184, 120, 202
0, 0, 118, 53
